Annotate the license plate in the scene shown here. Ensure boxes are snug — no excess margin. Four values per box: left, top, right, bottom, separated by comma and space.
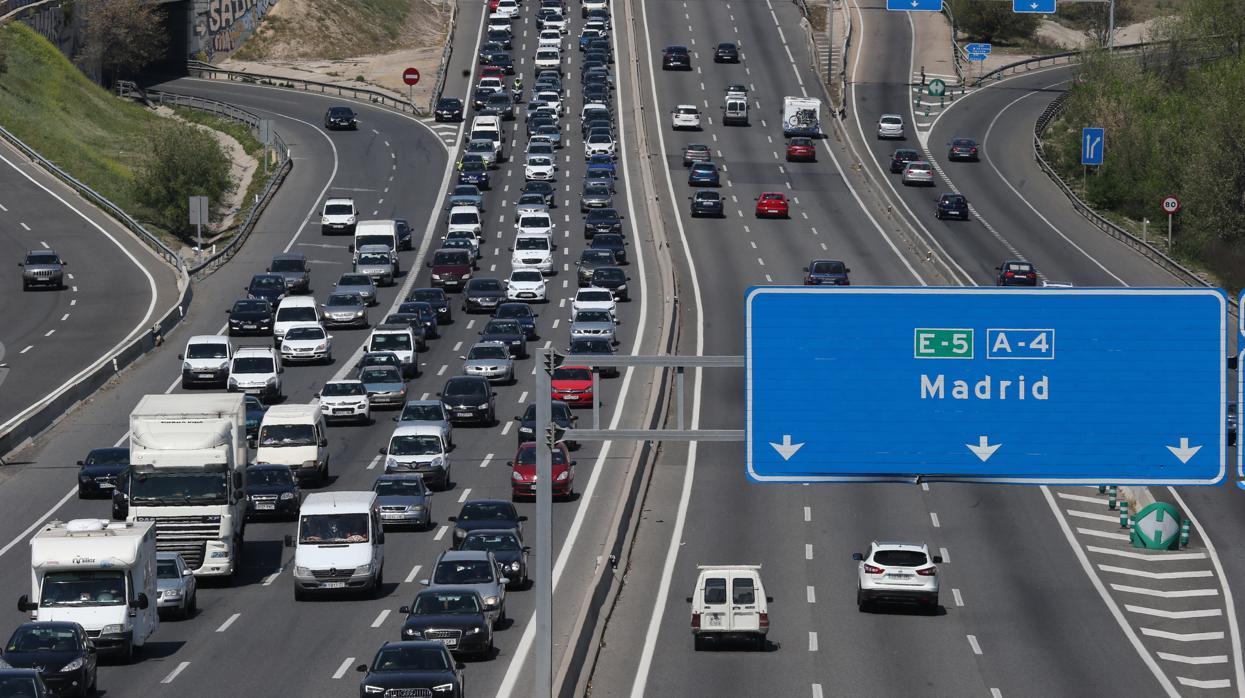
381, 513, 404, 519
256, 503, 275, 510
888, 572, 912, 579
439, 638, 458, 647
563, 395, 581, 401
97, 482, 115, 489
333, 409, 352, 415
706, 615, 722, 626
197, 373, 215, 379
456, 412, 473, 418
243, 325, 257, 330
322, 581, 347, 589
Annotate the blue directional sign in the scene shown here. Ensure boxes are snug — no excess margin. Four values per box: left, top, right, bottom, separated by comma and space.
965, 43, 992, 56
886, 0, 942, 11
1081, 127, 1105, 166
1014, 0, 1056, 13
745, 287, 1227, 485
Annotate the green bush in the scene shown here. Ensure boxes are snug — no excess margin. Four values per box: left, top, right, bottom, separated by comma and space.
133, 122, 232, 237
947, 0, 1040, 44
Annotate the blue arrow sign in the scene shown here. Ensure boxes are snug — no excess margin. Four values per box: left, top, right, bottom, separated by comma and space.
745, 287, 1227, 485
967, 52, 987, 62
965, 42, 992, 55
1081, 127, 1105, 166
1014, 0, 1056, 13
886, 0, 942, 11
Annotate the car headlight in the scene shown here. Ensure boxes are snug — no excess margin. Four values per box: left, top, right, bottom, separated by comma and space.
355, 563, 372, 575
556, 470, 570, 481
364, 686, 385, 694
354, 310, 365, 317
483, 596, 499, 606
347, 216, 357, 224
163, 588, 182, 599
302, 460, 318, 471
478, 402, 490, 409
453, 528, 465, 539
509, 561, 521, 572
465, 625, 483, 636
431, 456, 444, 469
266, 377, 278, 385
182, 361, 193, 371
433, 685, 456, 694
321, 216, 330, 224
432, 274, 442, 280
512, 470, 524, 481
404, 627, 422, 638
519, 426, 534, 434
295, 566, 311, 576
229, 377, 239, 388
387, 457, 400, 470
280, 492, 296, 500
101, 624, 124, 635
314, 343, 327, 352
60, 656, 85, 672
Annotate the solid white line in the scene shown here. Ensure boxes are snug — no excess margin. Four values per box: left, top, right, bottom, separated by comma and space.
1057, 492, 1109, 505
162, 661, 190, 684
405, 564, 422, 584
807, 585, 816, 603
216, 613, 240, 633
372, 609, 390, 628
0, 487, 76, 559
1067, 509, 1121, 523
1126, 604, 1223, 620
457, 488, 471, 503
1176, 677, 1232, 689
953, 588, 964, 607
805, 544, 813, 560
1158, 652, 1229, 665
331, 657, 355, 679
1087, 545, 1207, 562
1077, 527, 1130, 541
262, 568, 283, 586
1098, 564, 1214, 580
434, 525, 448, 541
967, 635, 982, 655
929, 512, 940, 528
366, 455, 382, 470
808, 631, 818, 652
1142, 628, 1225, 642
1112, 584, 1219, 599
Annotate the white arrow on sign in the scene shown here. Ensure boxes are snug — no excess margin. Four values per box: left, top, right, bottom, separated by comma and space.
1166, 438, 1202, 464
769, 435, 804, 461
966, 436, 1001, 462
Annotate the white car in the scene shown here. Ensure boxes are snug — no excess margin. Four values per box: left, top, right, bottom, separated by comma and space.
534, 90, 563, 115
506, 269, 548, 302
477, 76, 505, 94
317, 379, 371, 424
877, 113, 905, 139
572, 287, 617, 319
534, 48, 562, 73
279, 322, 334, 364
486, 14, 512, 33
542, 12, 568, 33
524, 154, 558, 181
511, 234, 555, 274
494, 0, 519, 18
229, 346, 283, 402
582, 0, 608, 14
583, 19, 608, 35
446, 205, 483, 237
671, 104, 702, 130
516, 211, 554, 237
853, 541, 941, 613
320, 197, 357, 235
584, 132, 616, 158
538, 29, 563, 50
581, 102, 611, 123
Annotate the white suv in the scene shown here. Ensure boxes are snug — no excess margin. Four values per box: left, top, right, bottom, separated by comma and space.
317, 379, 371, 424
670, 105, 701, 130
572, 287, 617, 319
511, 234, 555, 274
320, 198, 357, 235
853, 541, 941, 613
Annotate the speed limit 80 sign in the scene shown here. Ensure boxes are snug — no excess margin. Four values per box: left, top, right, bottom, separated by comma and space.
1161, 195, 1181, 215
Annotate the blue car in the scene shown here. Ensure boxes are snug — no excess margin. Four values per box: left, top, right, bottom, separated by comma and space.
494, 302, 539, 340
458, 161, 491, 189
688, 161, 720, 187
244, 395, 268, 440
447, 184, 484, 211
586, 154, 616, 179
803, 259, 851, 286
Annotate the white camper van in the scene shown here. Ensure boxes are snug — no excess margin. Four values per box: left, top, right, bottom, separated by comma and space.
286, 491, 385, 600
254, 403, 331, 484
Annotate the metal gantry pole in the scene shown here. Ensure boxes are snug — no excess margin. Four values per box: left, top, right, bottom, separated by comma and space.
535, 349, 554, 698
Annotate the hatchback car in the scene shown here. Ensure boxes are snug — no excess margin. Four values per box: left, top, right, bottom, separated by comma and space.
947, 137, 980, 161
803, 259, 851, 286
458, 160, 491, 188
584, 208, 624, 238
996, 260, 1039, 286
460, 529, 529, 589
754, 192, 790, 218
246, 273, 289, 304
356, 642, 464, 698
515, 401, 577, 448
580, 182, 614, 212
786, 137, 816, 162
399, 590, 494, 659
901, 161, 935, 186
877, 113, 905, 139
671, 104, 702, 130
479, 318, 528, 358
408, 287, 453, 324
690, 191, 724, 218
462, 277, 506, 314
156, 552, 198, 619
853, 541, 942, 613
435, 97, 464, 122
421, 551, 509, 629
439, 375, 497, 426
590, 233, 628, 265
551, 365, 595, 407
688, 162, 720, 187
243, 465, 301, 516
76, 447, 129, 499
317, 379, 372, 424
324, 106, 358, 130
662, 45, 691, 70
396, 399, 455, 451
279, 322, 333, 364
510, 442, 575, 500
359, 365, 408, 408
1, 622, 96, 696
227, 298, 274, 336
590, 266, 631, 301
935, 193, 970, 220
374, 472, 433, 529
449, 499, 526, 546
682, 144, 712, 166
714, 42, 740, 62
334, 273, 378, 306
320, 292, 369, 329
505, 269, 547, 303
889, 148, 922, 173
494, 302, 539, 340
569, 308, 618, 345
577, 249, 617, 287
461, 341, 514, 384
568, 336, 619, 377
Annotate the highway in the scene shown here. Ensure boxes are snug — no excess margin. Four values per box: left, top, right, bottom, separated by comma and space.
0, 0, 666, 695
0, 140, 181, 430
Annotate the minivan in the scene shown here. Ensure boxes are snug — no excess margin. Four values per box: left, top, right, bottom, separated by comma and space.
255, 403, 331, 483
179, 335, 232, 388
687, 564, 772, 651
228, 346, 283, 402
273, 296, 323, 345
287, 491, 384, 600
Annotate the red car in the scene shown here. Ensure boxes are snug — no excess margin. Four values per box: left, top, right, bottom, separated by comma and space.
785, 137, 816, 162
510, 442, 576, 500
488, 0, 500, 10
754, 192, 790, 219
479, 65, 504, 80
551, 365, 595, 407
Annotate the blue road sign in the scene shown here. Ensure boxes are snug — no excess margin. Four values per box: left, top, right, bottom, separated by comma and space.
965, 42, 992, 56
1081, 127, 1105, 166
886, 0, 942, 11
1014, 0, 1056, 13
745, 287, 1227, 485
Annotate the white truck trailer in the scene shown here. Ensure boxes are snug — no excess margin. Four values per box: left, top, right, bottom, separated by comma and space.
124, 394, 247, 579
18, 519, 158, 662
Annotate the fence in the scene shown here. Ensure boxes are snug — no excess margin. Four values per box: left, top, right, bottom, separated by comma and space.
429, 0, 460, 112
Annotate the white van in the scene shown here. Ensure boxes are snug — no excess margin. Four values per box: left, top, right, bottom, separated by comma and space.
469, 116, 504, 159
229, 346, 283, 403
380, 424, 451, 489
687, 564, 771, 650
255, 403, 330, 484
723, 94, 749, 125
178, 334, 232, 388
273, 296, 323, 344
287, 491, 384, 600
353, 220, 402, 272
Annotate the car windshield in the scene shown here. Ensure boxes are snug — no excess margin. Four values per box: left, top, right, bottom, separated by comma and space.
554, 367, 592, 381
410, 290, 446, 303
300, 513, 369, 544
414, 592, 482, 615
322, 382, 366, 397
339, 274, 372, 287
156, 559, 180, 579
187, 342, 228, 359
462, 532, 520, 552
233, 357, 274, 374
433, 251, 470, 265
676, 107, 697, 115
511, 271, 543, 284
496, 306, 532, 320
943, 195, 967, 205
375, 478, 427, 496
358, 252, 390, 265
517, 447, 569, 465
588, 210, 618, 222
450, 212, 479, 225
692, 163, 714, 172
519, 216, 550, 228
695, 192, 719, 201
1007, 263, 1033, 273
584, 185, 609, 197
812, 261, 846, 274
762, 194, 783, 201
469, 345, 509, 360
874, 550, 929, 567
38, 570, 126, 607
324, 203, 354, 215
452, 186, 478, 197
270, 259, 303, 272
329, 107, 353, 117
582, 251, 614, 263
328, 294, 363, 309
361, 367, 402, 383
276, 306, 317, 323
259, 424, 316, 447
400, 404, 444, 421
576, 310, 612, 323
371, 333, 412, 351
443, 379, 487, 399
233, 300, 269, 313
433, 559, 495, 584
25, 252, 60, 265
248, 468, 293, 486
251, 276, 283, 289
595, 268, 625, 282
5, 625, 80, 654
953, 139, 975, 147
468, 279, 502, 293
881, 116, 902, 125
485, 320, 521, 334
572, 338, 613, 353
285, 326, 325, 341
515, 238, 549, 251
371, 646, 450, 672
84, 449, 128, 466
390, 435, 443, 456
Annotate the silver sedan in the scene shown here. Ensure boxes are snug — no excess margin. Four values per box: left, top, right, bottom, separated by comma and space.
461, 341, 514, 384
901, 161, 935, 186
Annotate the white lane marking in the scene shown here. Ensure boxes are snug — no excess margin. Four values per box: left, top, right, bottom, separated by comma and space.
1158, 652, 1229, 665
1077, 527, 1130, 541
990, 690, 1003, 698
405, 564, 423, 584
434, 525, 449, 541
939, 547, 950, 564
518, 391, 528, 403
216, 613, 241, 633
162, 661, 191, 683
437, 365, 447, 376
372, 609, 391, 628
1098, 565, 1214, 580
930, 512, 940, 528
19, 346, 32, 354
480, 453, 493, 468
1142, 628, 1225, 642
1067, 509, 1123, 523
806, 586, 815, 603
457, 488, 472, 503
805, 544, 813, 560
44, 329, 54, 337
812, 685, 824, 698
1058, 492, 1109, 505
808, 632, 818, 652
19, 222, 29, 231
1176, 677, 1232, 689
764, 274, 773, 283
967, 635, 982, 655
953, 588, 964, 607
1126, 604, 1223, 620
366, 455, 382, 470
60, 313, 69, 321
331, 657, 355, 679
803, 506, 810, 522
453, 341, 462, 351
262, 568, 283, 586
1087, 546, 1207, 562
0, 202, 6, 210
466, 320, 475, 329
501, 421, 513, 436
1112, 584, 1219, 598
0, 488, 76, 559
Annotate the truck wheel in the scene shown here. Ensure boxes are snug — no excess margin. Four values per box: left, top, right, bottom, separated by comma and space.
117, 639, 134, 664
320, 458, 330, 484
371, 567, 384, 599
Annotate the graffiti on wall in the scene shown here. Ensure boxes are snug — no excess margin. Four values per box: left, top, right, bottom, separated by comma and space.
200, 0, 276, 61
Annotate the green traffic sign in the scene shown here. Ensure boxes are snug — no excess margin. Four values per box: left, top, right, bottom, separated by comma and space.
1131, 502, 1181, 550
914, 329, 973, 359
928, 78, 946, 97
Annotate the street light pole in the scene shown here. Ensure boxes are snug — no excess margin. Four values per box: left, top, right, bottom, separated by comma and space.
534, 349, 555, 698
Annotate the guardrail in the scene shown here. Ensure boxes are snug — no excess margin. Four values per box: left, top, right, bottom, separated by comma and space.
429, 0, 460, 112
186, 60, 430, 118
973, 34, 1240, 87
941, 2, 966, 84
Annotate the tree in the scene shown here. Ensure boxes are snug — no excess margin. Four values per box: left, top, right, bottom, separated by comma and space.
948, 0, 1040, 44
76, 0, 168, 81
1059, 0, 1136, 48
133, 122, 232, 239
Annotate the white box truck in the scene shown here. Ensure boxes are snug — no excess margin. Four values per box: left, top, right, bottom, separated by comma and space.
782, 96, 821, 138
123, 394, 247, 579
18, 519, 158, 663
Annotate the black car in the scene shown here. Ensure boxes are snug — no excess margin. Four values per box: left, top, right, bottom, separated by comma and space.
399, 589, 494, 659
515, 401, 577, 448
244, 464, 301, 519
996, 260, 1039, 286
462, 278, 506, 313
714, 42, 740, 62
76, 447, 129, 499
0, 669, 48, 697
244, 395, 267, 441
396, 301, 440, 338
460, 529, 530, 589
521, 180, 556, 207
395, 218, 414, 251
584, 208, 623, 239
471, 86, 495, 110
591, 266, 631, 301
435, 97, 464, 122
356, 642, 464, 698
227, 298, 275, 336
479, 319, 528, 358
568, 336, 619, 377
590, 233, 628, 265
582, 83, 611, 104
948, 137, 980, 161
935, 193, 970, 220
439, 376, 497, 426
324, 106, 358, 130
486, 28, 513, 48
494, 302, 539, 340
662, 45, 691, 70
482, 92, 515, 120
889, 148, 922, 173
803, 259, 851, 286
690, 191, 725, 218
245, 273, 288, 304
481, 51, 515, 74
586, 38, 613, 61
576, 248, 616, 286
2, 622, 96, 697
407, 287, 453, 324
448, 499, 526, 544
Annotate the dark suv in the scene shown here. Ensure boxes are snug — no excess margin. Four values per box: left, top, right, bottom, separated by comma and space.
428, 249, 473, 291
996, 260, 1039, 286
439, 376, 497, 426
576, 249, 616, 286
584, 208, 624, 239
662, 45, 691, 70
324, 106, 357, 130
19, 249, 66, 291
